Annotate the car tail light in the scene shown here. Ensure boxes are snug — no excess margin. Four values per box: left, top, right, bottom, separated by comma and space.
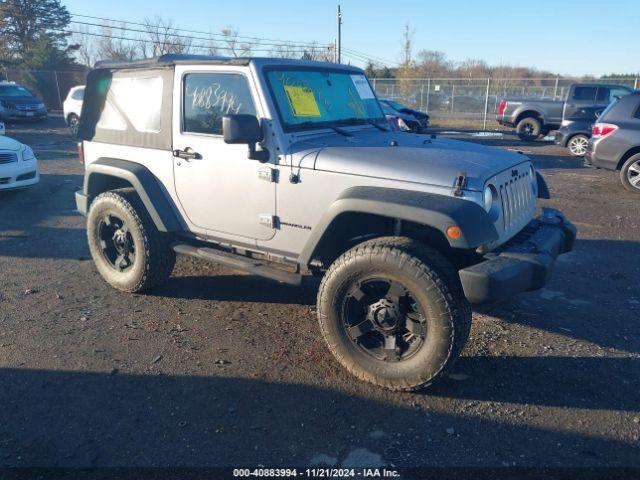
497, 100, 507, 115
77, 142, 84, 165
592, 123, 618, 138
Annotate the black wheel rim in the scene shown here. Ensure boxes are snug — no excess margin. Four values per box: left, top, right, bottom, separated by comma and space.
341, 277, 427, 362
97, 213, 136, 272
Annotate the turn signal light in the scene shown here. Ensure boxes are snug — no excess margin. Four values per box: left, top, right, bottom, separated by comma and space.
446, 225, 462, 240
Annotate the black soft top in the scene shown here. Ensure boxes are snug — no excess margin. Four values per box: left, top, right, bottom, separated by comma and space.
94, 54, 250, 70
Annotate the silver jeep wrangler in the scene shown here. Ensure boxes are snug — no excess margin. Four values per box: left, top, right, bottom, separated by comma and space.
75, 54, 576, 391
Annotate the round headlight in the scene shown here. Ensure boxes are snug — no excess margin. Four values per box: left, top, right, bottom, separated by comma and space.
483, 185, 493, 212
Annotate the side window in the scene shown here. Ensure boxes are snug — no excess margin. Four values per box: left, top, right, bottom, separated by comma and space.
183, 73, 256, 135
97, 76, 163, 133
572, 86, 597, 101
603, 87, 632, 102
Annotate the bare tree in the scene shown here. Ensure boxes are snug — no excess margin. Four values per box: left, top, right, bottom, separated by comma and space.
220, 28, 251, 57
96, 24, 140, 62
143, 16, 192, 56
72, 25, 98, 66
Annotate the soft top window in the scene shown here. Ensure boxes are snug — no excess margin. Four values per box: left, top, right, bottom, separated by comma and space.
97, 76, 163, 133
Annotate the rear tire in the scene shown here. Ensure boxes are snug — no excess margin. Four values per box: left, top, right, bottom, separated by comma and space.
317, 237, 471, 391
87, 188, 175, 292
567, 134, 589, 157
620, 154, 640, 194
516, 117, 542, 141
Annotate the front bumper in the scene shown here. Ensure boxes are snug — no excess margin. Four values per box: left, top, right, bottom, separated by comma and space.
75, 190, 88, 215
459, 208, 576, 304
1, 108, 47, 121
0, 161, 39, 190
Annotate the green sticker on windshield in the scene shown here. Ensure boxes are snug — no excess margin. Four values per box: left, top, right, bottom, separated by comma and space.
284, 85, 321, 117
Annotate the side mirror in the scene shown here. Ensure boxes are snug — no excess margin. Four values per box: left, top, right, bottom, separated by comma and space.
223, 114, 269, 162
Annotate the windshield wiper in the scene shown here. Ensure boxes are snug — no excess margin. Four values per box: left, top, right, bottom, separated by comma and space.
336, 117, 389, 132
295, 121, 352, 137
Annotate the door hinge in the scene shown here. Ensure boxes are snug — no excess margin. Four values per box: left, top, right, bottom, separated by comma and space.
259, 214, 279, 229
258, 167, 278, 183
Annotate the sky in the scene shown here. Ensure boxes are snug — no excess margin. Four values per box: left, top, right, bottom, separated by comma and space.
62, 0, 639, 77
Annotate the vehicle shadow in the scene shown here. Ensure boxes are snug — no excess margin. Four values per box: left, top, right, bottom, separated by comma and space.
0, 173, 87, 261
476, 239, 640, 354
152, 272, 318, 306
1, 368, 638, 471
431, 355, 640, 412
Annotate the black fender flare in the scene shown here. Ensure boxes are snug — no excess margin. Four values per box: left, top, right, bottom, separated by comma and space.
83, 158, 182, 232
298, 186, 499, 266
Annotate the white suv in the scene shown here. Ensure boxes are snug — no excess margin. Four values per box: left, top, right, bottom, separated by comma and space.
63, 85, 84, 135
0, 134, 39, 190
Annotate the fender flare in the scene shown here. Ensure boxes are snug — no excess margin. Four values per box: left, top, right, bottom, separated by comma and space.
513, 107, 546, 126
84, 157, 182, 232
298, 186, 499, 266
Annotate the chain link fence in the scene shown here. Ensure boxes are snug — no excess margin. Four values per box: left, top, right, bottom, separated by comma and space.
372, 76, 639, 128
2, 68, 638, 128
1, 68, 89, 112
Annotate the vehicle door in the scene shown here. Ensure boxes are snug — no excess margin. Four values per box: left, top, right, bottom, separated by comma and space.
172, 66, 276, 241
563, 85, 598, 120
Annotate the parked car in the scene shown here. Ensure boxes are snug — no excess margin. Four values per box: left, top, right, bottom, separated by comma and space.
586, 92, 640, 193
75, 54, 575, 392
379, 101, 423, 133
496, 83, 635, 141
0, 134, 39, 190
380, 99, 429, 129
63, 85, 84, 136
555, 106, 603, 156
0, 81, 47, 122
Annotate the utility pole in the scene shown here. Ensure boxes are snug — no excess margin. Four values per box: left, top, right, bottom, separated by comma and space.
336, 5, 342, 64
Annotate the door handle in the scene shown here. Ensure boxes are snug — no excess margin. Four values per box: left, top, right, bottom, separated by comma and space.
173, 148, 201, 160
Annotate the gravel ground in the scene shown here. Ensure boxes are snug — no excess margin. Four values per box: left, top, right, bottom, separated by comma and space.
0, 117, 639, 471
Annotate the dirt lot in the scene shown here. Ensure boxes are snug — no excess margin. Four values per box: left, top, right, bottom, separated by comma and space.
0, 117, 639, 472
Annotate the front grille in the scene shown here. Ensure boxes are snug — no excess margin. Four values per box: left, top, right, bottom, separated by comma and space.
16, 104, 39, 111
486, 163, 537, 247
498, 166, 536, 236
0, 152, 18, 164
0, 177, 11, 184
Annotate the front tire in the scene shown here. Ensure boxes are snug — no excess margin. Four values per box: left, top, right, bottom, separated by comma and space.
317, 237, 471, 391
87, 188, 175, 292
516, 117, 542, 141
567, 134, 589, 157
620, 154, 640, 194
67, 114, 80, 137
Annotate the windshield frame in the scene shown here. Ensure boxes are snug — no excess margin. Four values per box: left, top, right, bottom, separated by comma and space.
262, 65, 385, 133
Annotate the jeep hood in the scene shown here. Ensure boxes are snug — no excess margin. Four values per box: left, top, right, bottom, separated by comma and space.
290, 130, 530, 191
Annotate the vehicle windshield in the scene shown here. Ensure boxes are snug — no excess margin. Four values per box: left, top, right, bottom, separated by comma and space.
0, 85, 33, 97
265, 68, 385, 132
